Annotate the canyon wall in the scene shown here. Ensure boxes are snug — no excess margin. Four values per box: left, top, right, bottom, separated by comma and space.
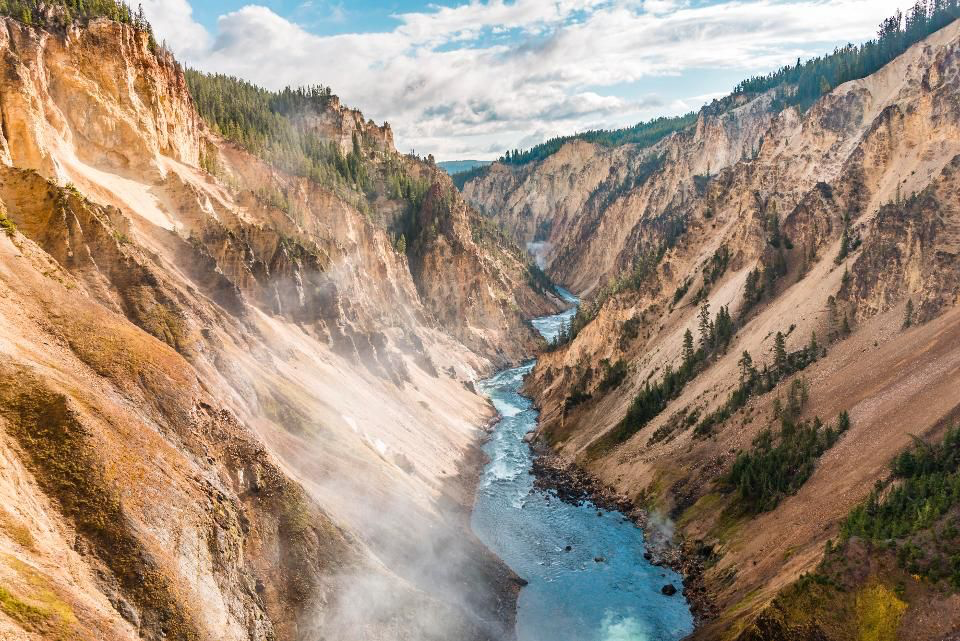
0, 15, 550, 641
464, 20, 960, 639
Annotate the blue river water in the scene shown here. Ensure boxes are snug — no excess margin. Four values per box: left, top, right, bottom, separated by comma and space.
471, 288, 694, 641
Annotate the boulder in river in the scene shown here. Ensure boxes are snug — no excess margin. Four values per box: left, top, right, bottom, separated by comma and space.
661, 584, 677, 596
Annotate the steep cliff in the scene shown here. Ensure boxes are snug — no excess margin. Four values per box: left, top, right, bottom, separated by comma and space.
464, 94, 774, 294
466, 17, 960, 640
0, 10, 548, 641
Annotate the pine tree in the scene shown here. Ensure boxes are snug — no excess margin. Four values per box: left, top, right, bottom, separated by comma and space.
836, 224, 850, 264
682, 328, 695, 370
698, 301, 711, 347
713, 305, 734, 351
738, 350, 754, 383
837, 410, 851, 432
773, 331, 788, 374
743, 268, 761, 311
786, 377, 809, 417
902, 298, 914, 329
836, 209, 857, 265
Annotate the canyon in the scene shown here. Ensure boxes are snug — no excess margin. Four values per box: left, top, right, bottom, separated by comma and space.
1, 2, 959, 641
463, 13, 960, 641
0, 8, 560, 641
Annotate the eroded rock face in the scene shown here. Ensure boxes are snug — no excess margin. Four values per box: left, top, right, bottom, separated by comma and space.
293, 94, 396, 156
466, 20, 960, 639
0, 19, 200, 178
0, 14, 546, 641
463, 94, 775, 295
408, 179, 554, 364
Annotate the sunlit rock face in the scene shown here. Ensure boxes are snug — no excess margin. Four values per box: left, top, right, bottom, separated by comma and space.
0, 13, 557, 641
464, 19, 960, 639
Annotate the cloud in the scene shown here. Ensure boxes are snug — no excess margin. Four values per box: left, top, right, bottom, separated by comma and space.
143, 0, 913, 160
139, 0, 209, 58
297, 1, 349, 24
643, 0, 686, 14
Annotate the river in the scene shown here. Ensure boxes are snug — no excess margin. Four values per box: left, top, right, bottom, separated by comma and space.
470, 287, 694, 641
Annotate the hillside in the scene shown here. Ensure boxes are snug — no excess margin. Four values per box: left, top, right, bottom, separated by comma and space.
437, 160, 491, 176
463, 10, 960, 641
0, 7, 556, 641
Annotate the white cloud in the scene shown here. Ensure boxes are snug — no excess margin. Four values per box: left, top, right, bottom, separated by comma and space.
143, 0, 914, 159
139, 0, 209, 58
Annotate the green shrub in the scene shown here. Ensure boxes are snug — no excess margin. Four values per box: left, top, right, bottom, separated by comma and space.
0, 213, 16, 237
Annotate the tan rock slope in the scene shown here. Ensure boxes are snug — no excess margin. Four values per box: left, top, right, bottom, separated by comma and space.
0, 12, 554, 641
464, 18, 960, 641
464, 96, 774, 295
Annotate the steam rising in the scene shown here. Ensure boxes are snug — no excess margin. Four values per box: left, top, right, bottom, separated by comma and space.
644, 510, 676, 552
526, 242, 552, 269
218, 250, 517, 641
294, 455, 515, 641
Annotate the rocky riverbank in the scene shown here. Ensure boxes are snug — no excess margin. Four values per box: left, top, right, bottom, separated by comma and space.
530, 446, 718, 626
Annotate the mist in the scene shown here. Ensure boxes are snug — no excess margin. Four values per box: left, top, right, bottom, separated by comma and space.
525, 242, 552, 269
212, 248, 520, 641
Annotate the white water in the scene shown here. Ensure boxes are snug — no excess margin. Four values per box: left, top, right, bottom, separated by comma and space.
471, 287, 694, 641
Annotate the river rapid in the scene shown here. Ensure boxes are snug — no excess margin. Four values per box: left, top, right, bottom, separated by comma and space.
470, 288, 694, 641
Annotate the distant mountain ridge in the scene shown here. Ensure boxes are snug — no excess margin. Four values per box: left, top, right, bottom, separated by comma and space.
467, 0, 960, 177
438, 159, 492, 175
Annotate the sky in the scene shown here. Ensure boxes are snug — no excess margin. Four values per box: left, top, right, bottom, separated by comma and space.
141, 0, 915, 161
